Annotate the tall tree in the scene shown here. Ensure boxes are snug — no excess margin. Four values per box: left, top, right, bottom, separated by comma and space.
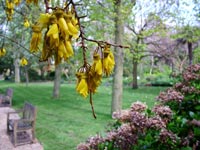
125, 0, 183, 88
111, 0, 124, 114
53, 64, 61, 98
127, 14, 167, 88
173, 25, 200, 65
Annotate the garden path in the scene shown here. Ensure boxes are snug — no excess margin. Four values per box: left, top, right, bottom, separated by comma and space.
0, 107, 43, 150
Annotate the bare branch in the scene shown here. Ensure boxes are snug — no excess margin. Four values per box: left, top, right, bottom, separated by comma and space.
127, 25, 138, 35
0, 34, 39, 58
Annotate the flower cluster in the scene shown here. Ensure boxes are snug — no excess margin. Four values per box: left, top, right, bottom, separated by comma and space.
0, 48, 6, 57
152, 105, 173, 119
130, 101, 147, 112
30, 7, 79, 65
86, 134, 104, 149
112, 109, 130, 122
147, 116, 166, 129
20, 57, 28, 66
113, 123, 138, 150
175, 83, 200, 95
75, 44, 115, 98
77, 143, 89, 150
183, 64, 200, 82
129, 111, 147, 130
112, 101, 147, 123
173, 64, 200, 100
157, 88, 184, 103
77, 101, 171, 150
159, 129, 179, 145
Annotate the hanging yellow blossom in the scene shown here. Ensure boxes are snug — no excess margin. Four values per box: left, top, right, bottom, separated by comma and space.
26, 0, 38, 5
64, 39, 74, 59
0, 48, 6, 57
20, 57, 28, 66
76, 72, 88, 98
30, 25, 42, 53
5, 0, 14, 21
88, 53, 102, 93
103, 44, 115, 76
64, 14, 79, 39
24, 19, 30, 28
14, 0, 21, 5
38, 13, 51, 28
46, 15, 59, 49
55, 10, 70, 38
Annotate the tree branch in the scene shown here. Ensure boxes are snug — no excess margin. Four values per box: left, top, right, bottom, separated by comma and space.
0, 34, 40, 58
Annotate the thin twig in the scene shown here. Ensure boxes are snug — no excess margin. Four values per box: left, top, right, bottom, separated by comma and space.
89, 92, 97, 119
44, 0, 49, 13
84, 37, 130, 48
0, 34, 40, 58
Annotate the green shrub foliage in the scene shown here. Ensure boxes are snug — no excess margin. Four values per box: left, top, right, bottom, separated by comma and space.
77, 64, 200, 150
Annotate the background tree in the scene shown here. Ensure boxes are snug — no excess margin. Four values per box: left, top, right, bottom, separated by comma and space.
125, 0, 175, 89
111, 0, 124, 114
172, 25, 200, 66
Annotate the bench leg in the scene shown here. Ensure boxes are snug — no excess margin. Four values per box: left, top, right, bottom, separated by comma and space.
14, 130, 17, 147
13, 123, 17, 147
7, 122, 9, 133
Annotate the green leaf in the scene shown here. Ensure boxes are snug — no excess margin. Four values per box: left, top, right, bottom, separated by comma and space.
195, 105, 200, 110
181, 147, 192, 150
189, 111, 195, 118
194, 127, 200, 136
181, 118, 187, 125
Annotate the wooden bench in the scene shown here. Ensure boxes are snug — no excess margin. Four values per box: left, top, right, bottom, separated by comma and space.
0, 88, 13, 107
7, 102, 37, 147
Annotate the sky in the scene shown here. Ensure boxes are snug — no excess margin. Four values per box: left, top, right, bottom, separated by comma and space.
132, 0, 198, 28
177, 0, 197, 25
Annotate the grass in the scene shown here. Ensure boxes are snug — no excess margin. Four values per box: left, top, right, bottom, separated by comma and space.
0, 80, 167, 150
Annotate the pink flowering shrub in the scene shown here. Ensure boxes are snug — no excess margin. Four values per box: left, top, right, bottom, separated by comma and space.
77, 101, 175, 150
157, 64, 200, 149
77, 64, 200, 150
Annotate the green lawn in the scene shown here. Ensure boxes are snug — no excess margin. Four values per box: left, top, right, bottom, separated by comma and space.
0, 81, 167, 150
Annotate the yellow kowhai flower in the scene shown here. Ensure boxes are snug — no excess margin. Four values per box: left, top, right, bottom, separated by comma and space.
30, 25, 42, 53
20, 57, 28, 66
64, 14, 79, 39
26, 0, 38, 5
92, 53, 103, 76
57, 41, 67, 64
38, 13, 51, 28
6, 0, 14, 9
103, 44, 115, 76
24, 19, 30, 28
14, 0, 21, 5
47, 15, 59, 49
54, 10, 70, 39
64, 39, 74, 59
0, 48, 6, 57
88, 53, 103, 93
76, 72, 89, 98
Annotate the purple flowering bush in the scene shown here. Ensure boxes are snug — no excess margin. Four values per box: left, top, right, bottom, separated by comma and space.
158, 64, 200, 149
77, 64, 200, 150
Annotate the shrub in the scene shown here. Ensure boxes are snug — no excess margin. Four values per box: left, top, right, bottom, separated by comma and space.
77, 64, 200, 150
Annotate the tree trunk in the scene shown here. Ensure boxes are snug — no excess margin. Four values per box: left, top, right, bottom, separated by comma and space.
188, 42, 193, 65
25, 66, 29, 87
132, 60, 138, 89
150, 56, 154, 75
111, 0, 124, 115
53, 64, 61, 98
14, 57, 20, 83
